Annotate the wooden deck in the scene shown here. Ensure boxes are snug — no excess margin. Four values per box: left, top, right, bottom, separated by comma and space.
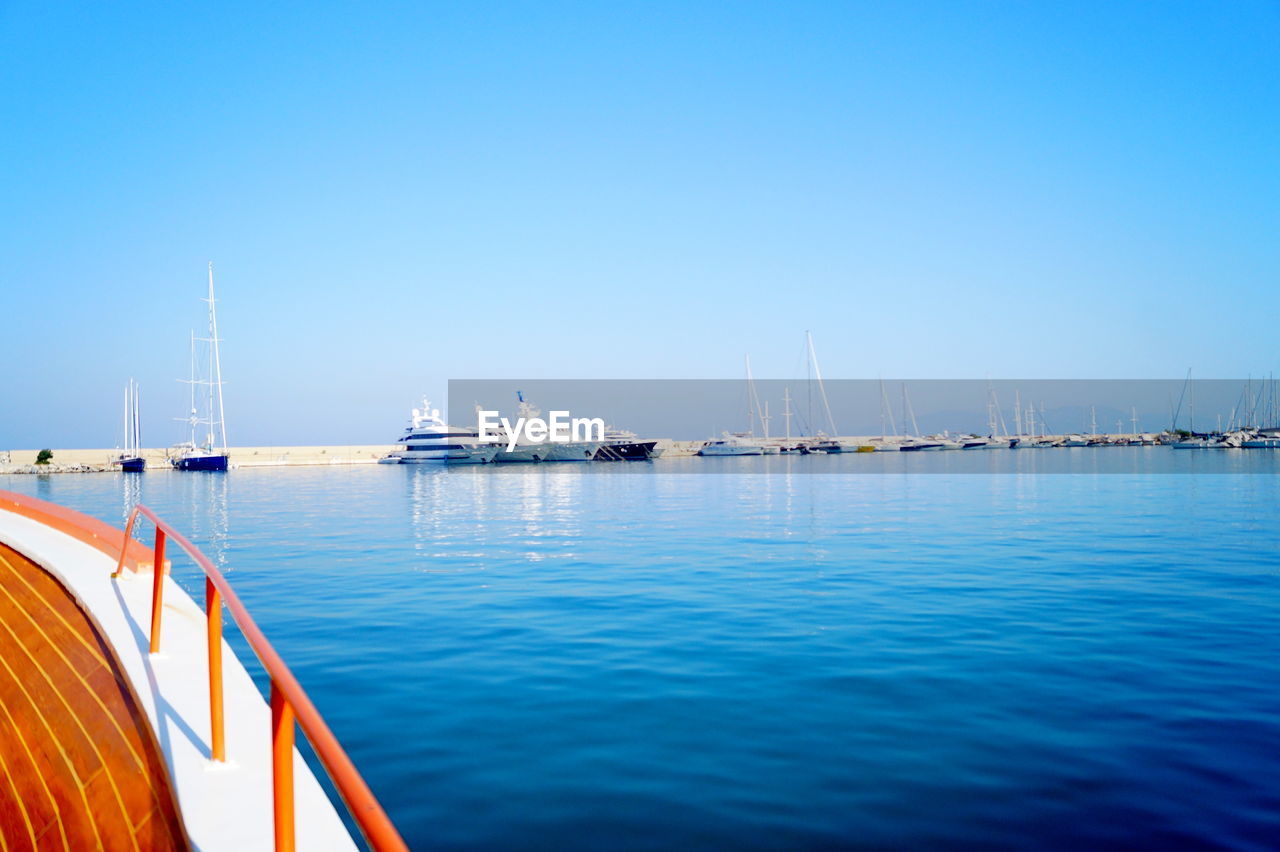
0, 542, 189, 851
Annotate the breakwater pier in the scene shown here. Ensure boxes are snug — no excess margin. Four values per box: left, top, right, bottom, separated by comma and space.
0, 445, 397, 473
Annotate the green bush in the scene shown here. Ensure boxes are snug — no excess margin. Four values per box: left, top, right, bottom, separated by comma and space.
35, 449, 53, 465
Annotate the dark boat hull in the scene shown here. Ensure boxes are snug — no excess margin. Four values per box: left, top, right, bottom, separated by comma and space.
118, 457, 146, 472
594, 441, 657, 461
173, 454, 229, 471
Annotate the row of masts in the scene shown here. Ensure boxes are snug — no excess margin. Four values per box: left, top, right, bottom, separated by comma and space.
735, 356, 1260, 440
745, 331, 839, 441
1171, 369, 1280, 434
122, 378, 141, 457
119, 263, 228, 456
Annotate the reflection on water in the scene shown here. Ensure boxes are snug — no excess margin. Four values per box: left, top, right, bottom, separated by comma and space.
114, 470, 231, 573
407, 466, 587, 566
120, 471, 143, 526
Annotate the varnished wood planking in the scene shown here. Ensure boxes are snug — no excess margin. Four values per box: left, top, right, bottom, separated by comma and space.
0, 544, 189, 850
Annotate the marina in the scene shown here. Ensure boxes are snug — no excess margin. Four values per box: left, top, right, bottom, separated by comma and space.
6, 427, 1277, 475
4, 2, 1278, 849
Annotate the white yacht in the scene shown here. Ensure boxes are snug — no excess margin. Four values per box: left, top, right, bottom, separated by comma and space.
384, 399, 500, 464
898, 438, 944, 452
698, 433, 765, 456
1242, 429, 1280, 449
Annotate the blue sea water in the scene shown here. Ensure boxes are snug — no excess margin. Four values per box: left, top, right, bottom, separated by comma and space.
3, 454, 1279, 850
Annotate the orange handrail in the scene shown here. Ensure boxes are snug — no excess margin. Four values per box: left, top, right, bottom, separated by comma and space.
0, 490, 158, 571
114, 503, 408, 852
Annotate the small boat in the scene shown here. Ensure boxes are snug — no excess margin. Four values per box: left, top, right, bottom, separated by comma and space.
1242, 430, 1280, 448
1171, 434, 1237, 449
698, 433, 764, 456
113, 378, 145, 472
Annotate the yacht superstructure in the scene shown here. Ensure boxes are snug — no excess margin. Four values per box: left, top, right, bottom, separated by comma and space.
382, 399, 499, 464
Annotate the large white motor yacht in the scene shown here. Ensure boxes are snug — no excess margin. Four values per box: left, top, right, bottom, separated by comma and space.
383, 399, 500, 464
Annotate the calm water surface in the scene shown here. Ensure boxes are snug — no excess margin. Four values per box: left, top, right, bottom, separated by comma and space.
4, 455, 1279, 849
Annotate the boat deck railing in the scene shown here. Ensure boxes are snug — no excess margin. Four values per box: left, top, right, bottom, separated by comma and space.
114, 503, 407, 852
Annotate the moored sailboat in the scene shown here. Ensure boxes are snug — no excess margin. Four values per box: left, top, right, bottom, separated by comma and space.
170, 263, 230, 472
113, 378, 145, 472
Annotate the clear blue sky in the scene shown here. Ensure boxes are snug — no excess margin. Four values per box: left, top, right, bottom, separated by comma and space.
2, 2, 1277, 447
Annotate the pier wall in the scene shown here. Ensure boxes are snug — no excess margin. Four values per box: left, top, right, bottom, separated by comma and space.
0, 446, 397, 473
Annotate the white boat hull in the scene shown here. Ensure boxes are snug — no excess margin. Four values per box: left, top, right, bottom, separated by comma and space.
544, 441, 602, 461
699, 446, 764, 456
494, 445, 549, 463
444, 446, 500, 464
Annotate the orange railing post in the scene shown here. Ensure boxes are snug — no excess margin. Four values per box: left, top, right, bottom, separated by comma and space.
149, 527, 166, 654
113, 508, 139, 578
92, 499, 408, 851
206, 576, 226, 762
272, 683, 297, 852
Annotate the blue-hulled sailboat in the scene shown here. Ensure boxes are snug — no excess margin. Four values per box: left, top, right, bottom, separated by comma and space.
169, 263, 230, 472
113, 378, 146, 472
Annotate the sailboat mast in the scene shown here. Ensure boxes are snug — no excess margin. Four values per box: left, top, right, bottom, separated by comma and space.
900, 383, 908, 438
806, 331, 837, 437
879, 378, 897, 438
782, 387, 792, 441
123, 383, 130, 454
134, 382, 141, 455
189, 330, 197, 446
208, 262, 228, 452
903, 384, 921, 437
745, 354, 765, 436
